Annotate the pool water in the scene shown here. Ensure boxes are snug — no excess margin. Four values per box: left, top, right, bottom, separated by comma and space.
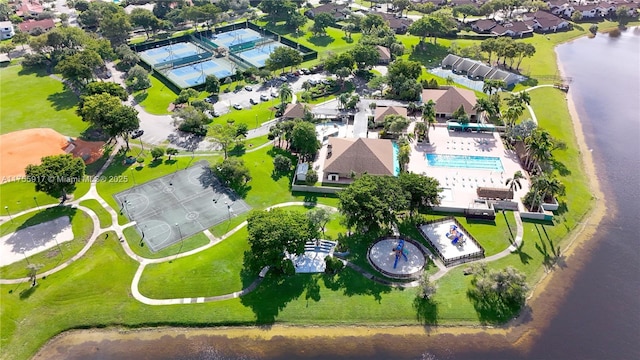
392, 142, 400, 176
426, 154, 504, 172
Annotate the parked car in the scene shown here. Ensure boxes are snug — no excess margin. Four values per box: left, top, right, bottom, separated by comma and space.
271, 91, 278, 98
233, 103, 243, 110
260, 94, 269, 101
250, 98, 258, 105
245, 86, 253, 91
279, 76, 288, 82
131, 129, 144, 139
300, 68, 310, 75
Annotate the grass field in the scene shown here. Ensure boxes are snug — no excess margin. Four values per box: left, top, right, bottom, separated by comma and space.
132, 74, 177, 115
78, 199, 112, 228
0, 65, 87, 137
0, 206, 93, 279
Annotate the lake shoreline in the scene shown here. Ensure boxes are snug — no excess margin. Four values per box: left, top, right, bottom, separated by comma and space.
31, 32, 615, 359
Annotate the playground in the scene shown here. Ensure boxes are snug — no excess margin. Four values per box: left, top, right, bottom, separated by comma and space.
367, 237, 426, 278
114, 161, 251, 252
418, 219, 484, 266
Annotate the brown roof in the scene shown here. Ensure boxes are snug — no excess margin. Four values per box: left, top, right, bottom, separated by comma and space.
282, 103, 312, 119
421, 87, 477, 115
18, 19, 55, 33
505, 21, 532, 33
376, 45, 391, 61
374, 106, 407, 123
476, 187, 514, 200
379, 13, 413, 31
324, 138, 394, 176
473, 19, 498, 32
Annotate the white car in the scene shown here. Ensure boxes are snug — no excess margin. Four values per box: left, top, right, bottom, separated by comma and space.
232, 103, 243, 110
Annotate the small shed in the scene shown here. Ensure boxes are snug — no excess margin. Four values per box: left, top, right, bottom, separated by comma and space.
296, 163, 309, 182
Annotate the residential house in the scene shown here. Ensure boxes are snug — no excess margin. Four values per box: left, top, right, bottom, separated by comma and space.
498, 21, 533, 37
573, 4, 602, 18
471, 19, 498, 33
0, 21, 15, 40
441, 54, 522, 87
15, 0, 44, 18
379, 12, 413, 34
282, 103, 313, 120
523, 11, 570, 32
376, 45, 391, 64
421, 87, 479, 121
18, 18, 55, 34
374, 106, 407, 125
305, 3, 350, 21
323, 138, 395, 183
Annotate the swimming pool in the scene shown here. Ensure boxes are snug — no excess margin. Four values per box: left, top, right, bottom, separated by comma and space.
426, 154, 504, 172
393, 142, 400, 176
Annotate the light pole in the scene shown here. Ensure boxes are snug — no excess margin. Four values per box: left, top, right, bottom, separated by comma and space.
33, 196, 39, 210
20, 247, 30, 265
4, 206, 12, 222
224, 201, 231, 220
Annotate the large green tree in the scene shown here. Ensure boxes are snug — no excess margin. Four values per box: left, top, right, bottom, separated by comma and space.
311, 13, 335, 36
54, 49, 103, 86
468, 264, 529, 322
290, 121, 320, 161
266, 46, 302, 73
213, 157, 251, 190
84, 81, 128, 101
350, 44, 380, 70
259, 0, 296, 22
129, 8, 164, 39
398, 172, 441, 215
25, 154, 85, 202
338, 175, 409, 233
246, 208, 315, 272
210, 123, 240, 159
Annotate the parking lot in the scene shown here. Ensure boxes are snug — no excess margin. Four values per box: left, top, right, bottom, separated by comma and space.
211, 71, 330, 116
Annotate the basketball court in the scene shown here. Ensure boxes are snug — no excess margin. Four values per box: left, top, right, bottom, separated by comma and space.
114, 161, 251, 252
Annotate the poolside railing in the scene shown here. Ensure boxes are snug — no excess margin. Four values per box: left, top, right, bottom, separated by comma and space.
416, 217, 485, 267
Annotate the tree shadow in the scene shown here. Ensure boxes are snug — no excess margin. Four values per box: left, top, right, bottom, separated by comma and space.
228, 143, 246, 157
533, 224, 566, 270
18, 65, 48, 77
551, 158, 571, 176
408, 42, 449, 67
148, 159, 163, 168
133, 91, 148, 104
514, 240, 533, 264
19, 284, 39, 300
322, 267, 391, 302
520, 78, 539, 87
413, 296, 439, 326
308, 35, 335, 47
47, 90, 79, 111
239, 271, 310, 325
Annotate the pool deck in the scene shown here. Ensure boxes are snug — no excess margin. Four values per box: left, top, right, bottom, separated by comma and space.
407, 126, 529, 209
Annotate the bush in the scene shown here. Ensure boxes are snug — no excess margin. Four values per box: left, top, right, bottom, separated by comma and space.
21, 54, 49, 68
589, 24, 598, 34
178, 117, 207, 136
305, 169, 318, 185
150, 147, 165, 161
324, 256, 344, 275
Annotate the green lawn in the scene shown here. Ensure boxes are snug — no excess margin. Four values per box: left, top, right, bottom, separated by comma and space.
0, 181, 59, 214
133, 74, 177, 115
212, 98, 281, 130
123, 226, 210, 259
0, 206, 94, 279
78, 199, 112, 228
0, 65, 87, 137
139, 227, 253, 298
255, 20, 361, 55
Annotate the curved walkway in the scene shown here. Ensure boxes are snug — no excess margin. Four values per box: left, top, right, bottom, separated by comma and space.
514, 84, 557, 125
0, 137, 526, 304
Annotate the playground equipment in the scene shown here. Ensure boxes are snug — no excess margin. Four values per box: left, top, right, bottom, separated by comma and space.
392, 239, 409, 269
446, 225, 466, 246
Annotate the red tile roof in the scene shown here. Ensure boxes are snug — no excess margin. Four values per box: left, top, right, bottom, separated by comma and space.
18, 19, 54, 33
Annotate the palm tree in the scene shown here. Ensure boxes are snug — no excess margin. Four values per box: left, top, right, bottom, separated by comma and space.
421, 100, 437, 143
414, 122, 427, 141
502, 104, 524, 129
505, 170, 524, 195
525, 129, 554, 171
474, 97, 501, 124
337, 93, 350, 110
278, 83, 292, 108
517, 91, 531, 105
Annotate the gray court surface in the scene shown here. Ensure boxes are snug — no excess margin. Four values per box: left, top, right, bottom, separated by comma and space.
114, 161, 251, 252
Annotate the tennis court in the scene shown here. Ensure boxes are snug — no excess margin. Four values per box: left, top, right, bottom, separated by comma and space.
114, 161, 251, 252
210, 28, 263, 48
165, 58, 236, 88
139, 42, 205, 68
234, 41, 286, 68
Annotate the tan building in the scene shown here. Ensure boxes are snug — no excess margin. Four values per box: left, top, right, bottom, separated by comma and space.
421, 87, 478, 121
374, 106, 407, 125
323, 138, 394, 183
282, 103, 313, 120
